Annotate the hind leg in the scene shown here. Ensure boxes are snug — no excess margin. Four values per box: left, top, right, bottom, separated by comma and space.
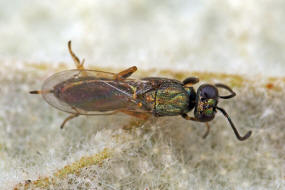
68, 41, 86, 70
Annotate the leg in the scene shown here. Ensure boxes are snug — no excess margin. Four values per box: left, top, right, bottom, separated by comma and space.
202, 122, 210, 139
181, 113, 198, 121
68, 41, 86, 70
183, 77, 199, 87
120, 110, 150, 120
123, 119, 148, 130
182, 114, 210, 139
60, 113, 80, 129
120, 110, 151, 130
115, 66, 137, 81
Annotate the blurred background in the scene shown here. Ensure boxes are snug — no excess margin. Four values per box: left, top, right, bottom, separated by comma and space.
1, 0, 285, 76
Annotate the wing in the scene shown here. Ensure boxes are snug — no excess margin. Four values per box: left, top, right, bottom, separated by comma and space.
41, 69, 154, 115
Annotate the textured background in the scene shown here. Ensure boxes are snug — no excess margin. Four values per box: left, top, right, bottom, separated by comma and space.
0, 0, 284, 189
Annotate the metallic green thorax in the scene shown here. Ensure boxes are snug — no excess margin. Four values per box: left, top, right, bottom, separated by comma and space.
145, 82, 193, 116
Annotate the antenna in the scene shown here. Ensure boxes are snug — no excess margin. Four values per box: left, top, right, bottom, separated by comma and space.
216, 106, 252, 141
215, 83, 236, 99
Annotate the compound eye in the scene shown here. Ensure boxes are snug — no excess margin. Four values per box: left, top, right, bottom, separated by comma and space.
200, 84, 219, 99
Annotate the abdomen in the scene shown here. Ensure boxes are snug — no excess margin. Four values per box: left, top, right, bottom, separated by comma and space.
54, 78, 135, 112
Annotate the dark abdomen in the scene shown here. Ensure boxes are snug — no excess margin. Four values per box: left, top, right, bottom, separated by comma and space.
54, 78, 134, 112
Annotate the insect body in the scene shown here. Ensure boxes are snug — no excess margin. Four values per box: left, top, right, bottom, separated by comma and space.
30, 41, 252, 141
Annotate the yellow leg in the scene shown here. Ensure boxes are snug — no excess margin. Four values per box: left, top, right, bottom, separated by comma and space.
115, 66, 137, 81
123, 119, 147, 130
60, 113, 80, 129
181, 113, 198, 121
68, 41, 86, 70
120, 110, 150, 130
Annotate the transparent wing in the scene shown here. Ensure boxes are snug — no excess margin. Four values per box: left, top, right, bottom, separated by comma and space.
41, 69, 154, 115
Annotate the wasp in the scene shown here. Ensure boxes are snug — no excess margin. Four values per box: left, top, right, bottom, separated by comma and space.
30, 41, 252, 141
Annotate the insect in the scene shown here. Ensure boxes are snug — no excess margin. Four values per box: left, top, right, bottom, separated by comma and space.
30, 41, 252, 141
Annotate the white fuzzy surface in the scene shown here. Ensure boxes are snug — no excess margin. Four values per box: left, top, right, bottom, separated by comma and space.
0, 64, 284, 189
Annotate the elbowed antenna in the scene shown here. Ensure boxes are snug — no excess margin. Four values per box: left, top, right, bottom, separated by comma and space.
215, 83, 236, 99
216, 106, 252, 141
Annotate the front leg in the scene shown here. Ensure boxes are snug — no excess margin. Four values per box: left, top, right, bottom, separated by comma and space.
181, 113, 198, 121
202, 122, 211, 139
182, 114, 211, 139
